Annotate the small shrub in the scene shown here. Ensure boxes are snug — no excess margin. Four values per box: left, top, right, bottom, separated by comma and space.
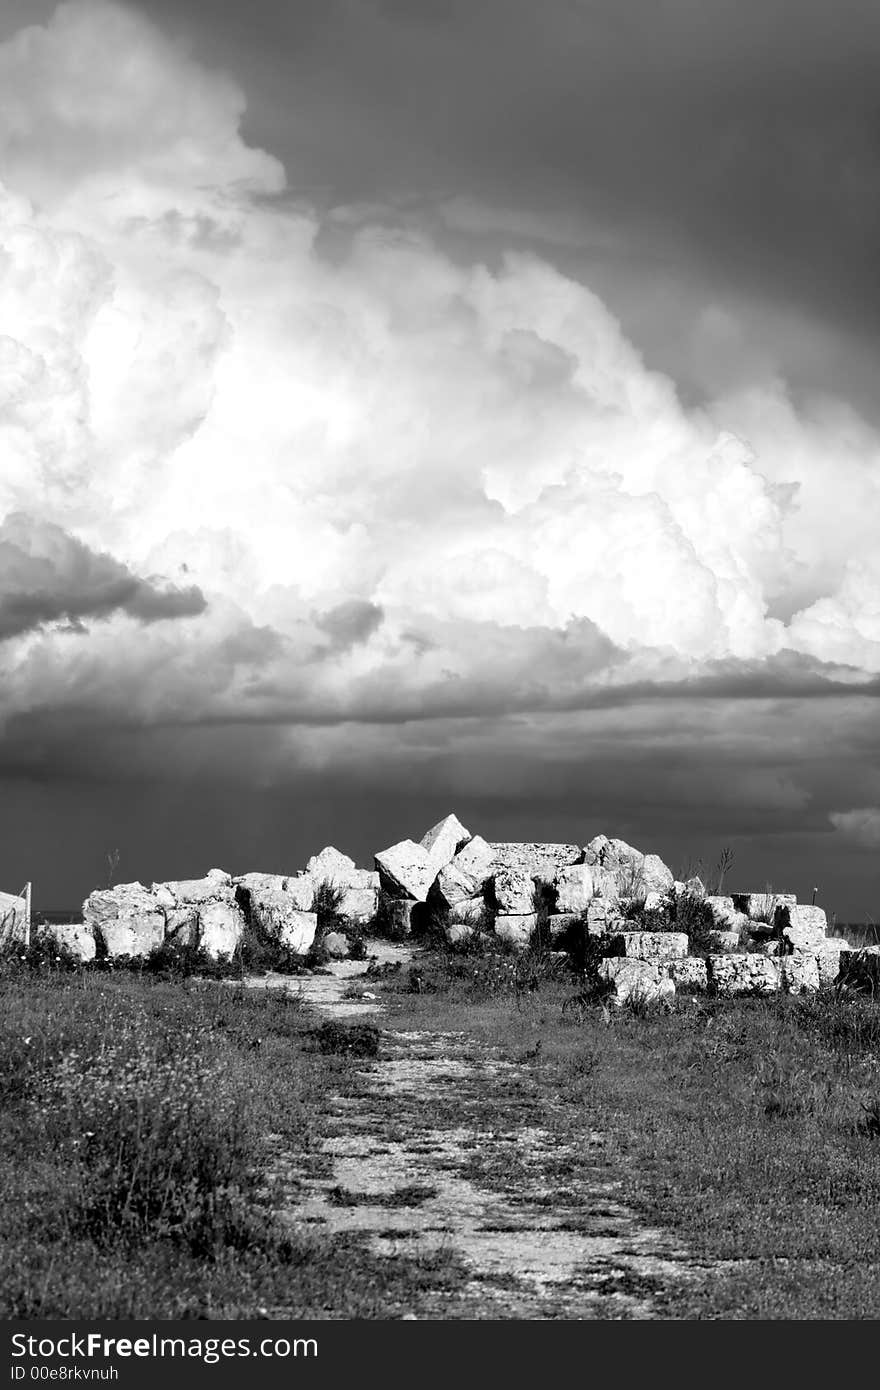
0, 935, 81, 976
311, 880, 345, 936
856, 1100, 880, 1139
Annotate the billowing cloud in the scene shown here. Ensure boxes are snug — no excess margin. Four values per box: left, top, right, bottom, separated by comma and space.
0, 0, 879, 806
829, 807, 880, 850
0, 512, 206, 640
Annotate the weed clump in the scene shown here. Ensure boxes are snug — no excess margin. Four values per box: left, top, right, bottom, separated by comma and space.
308, 1021, 381, 1057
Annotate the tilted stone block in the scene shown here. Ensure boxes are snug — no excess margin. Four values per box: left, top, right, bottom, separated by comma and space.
420, 814, 471, 869
375, 840, 437, 901
305, 846, 357, 882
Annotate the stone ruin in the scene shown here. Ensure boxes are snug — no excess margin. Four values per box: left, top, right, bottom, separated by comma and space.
11, 813, 876, 1001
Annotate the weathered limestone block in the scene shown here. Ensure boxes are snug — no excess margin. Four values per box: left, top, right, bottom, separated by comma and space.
0, 890, 27, 946
375, 840, 437, 901
548, 912, 581, 942
581, 837, 672, 899
598, 958, 675, 1006
553, 864, 595, 914
84, 883, 166, 958
448, 895, 485, 925
493, 866, 536, 914
420, 814, 471, 869
706, 895, 735, 924
305, 846, 356, 882
707, 903, 752, 940
322, 930, 350, 959
607, 931, 689, 961
337, 885, 378, 922
642, 854, 675, 894
662, 957, 708, 990
707, 955, 782, 997
438, 835, 495, 901
776, 904, 827, 953
816, 945, 845, 986
164, 906, 200, 945
445, 921, 477, 947
235, 872, 314, 911
781, 954, 820, 994
239, 879, 319, 944
278, 910, 317, 954
153, 876, 227, 906
285, 873, 320, 911
585, 899, 616, 935
39, 922, 96, 963
489, 842, 581, 882
732, 892, 796, 921
494, 913, 537, 948
197, 897, 245, 958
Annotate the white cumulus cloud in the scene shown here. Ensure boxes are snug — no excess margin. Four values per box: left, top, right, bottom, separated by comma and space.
1, 0, 880, 765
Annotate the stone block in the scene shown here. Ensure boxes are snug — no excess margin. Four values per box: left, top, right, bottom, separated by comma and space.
278, 910, 317, 955
781, 954, 820, 994
39, 922, 96, 963
420, 814, 471, 869
494, 913, 537, 949
375, 840, 437, 901
553, 863, 594, 913
707, 955, 782, 997
607, 931, 689, 961
662, 957, 708, 990
493, 866, 536, 914
598, 957, 675, 1006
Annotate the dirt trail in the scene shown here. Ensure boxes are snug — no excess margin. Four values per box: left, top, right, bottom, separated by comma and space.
247, 943, 716, 1318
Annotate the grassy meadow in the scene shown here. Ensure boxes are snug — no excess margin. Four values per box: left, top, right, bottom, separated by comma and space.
3, 931, 880, 1319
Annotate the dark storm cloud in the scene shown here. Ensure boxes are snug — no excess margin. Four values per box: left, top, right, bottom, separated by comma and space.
0, 513, 206, 640
137, 0, 880, 360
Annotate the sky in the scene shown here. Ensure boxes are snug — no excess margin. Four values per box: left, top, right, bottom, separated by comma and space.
0, 0, 878, 918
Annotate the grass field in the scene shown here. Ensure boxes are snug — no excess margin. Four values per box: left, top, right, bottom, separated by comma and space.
3, 942, 880, 1319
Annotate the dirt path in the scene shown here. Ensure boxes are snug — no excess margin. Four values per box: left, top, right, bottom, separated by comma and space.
247, 943, 717, 1318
